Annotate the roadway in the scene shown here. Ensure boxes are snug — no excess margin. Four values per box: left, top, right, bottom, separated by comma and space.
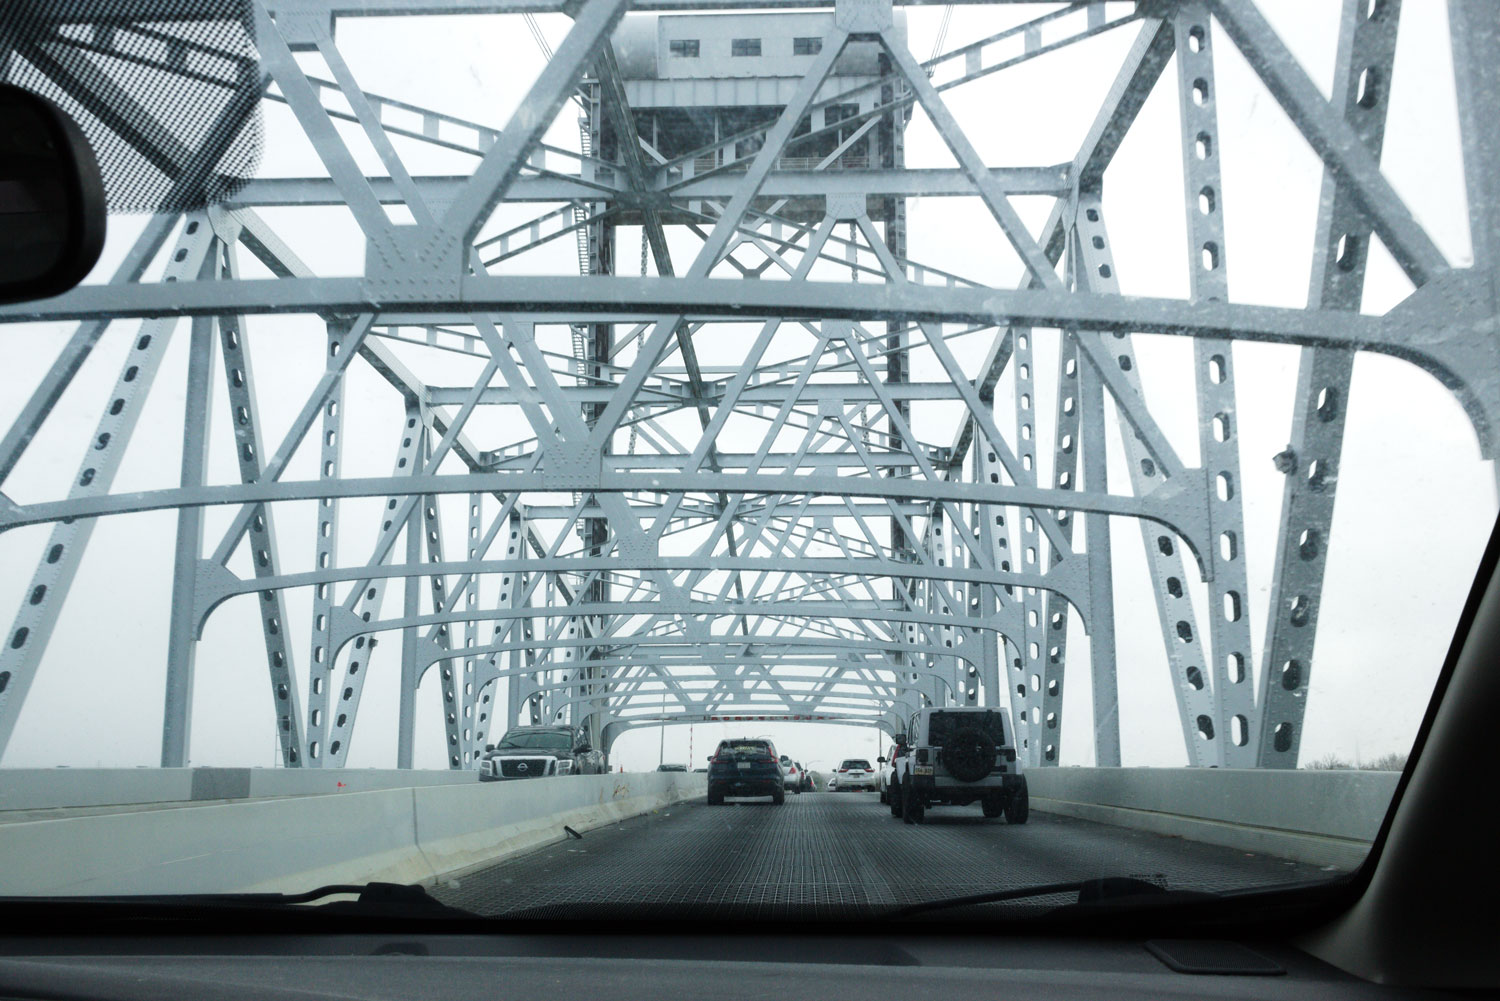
432, 789, 1334, 919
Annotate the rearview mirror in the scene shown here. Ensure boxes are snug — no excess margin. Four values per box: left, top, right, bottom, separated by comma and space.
893, 733, 907, 746
877, 756, 887, 764
484, 743, 494, 752
0, 85, 106, 305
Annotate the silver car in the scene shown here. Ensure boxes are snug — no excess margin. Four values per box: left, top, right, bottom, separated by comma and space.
779, 755, 805, 793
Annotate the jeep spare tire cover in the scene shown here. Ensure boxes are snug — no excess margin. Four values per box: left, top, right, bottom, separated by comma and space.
943, 725, 993, 782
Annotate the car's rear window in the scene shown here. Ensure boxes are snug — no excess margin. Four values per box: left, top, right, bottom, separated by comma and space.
928, 711, 1006, 747
841, 759, 871, 769
719, 740, 772, 758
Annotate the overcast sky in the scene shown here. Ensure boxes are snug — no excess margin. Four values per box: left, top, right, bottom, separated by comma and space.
0, 0, 1491, 774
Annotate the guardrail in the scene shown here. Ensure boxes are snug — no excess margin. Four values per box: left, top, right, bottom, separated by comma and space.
0, 772, 705, 896
1026, 767, 1400, 870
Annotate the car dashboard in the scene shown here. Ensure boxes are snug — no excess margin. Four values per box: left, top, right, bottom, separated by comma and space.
0, 932, 1455, 1001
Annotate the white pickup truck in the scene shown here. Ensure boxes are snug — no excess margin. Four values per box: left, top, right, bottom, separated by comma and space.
886, 706, 1028, 825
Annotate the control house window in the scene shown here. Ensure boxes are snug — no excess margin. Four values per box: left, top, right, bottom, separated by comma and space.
793, 36, 822, 55
731, 37, 761, 57
668, 39, 699, 58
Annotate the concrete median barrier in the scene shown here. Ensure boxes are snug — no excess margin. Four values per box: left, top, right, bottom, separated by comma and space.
0, 767, 478, 812
412, 772, 703, 885
0, 772, 705, 896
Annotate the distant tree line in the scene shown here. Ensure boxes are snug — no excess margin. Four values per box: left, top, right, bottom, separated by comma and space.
1302, 752, 1408, 771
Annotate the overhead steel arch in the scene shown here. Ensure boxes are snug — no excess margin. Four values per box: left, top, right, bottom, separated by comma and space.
602, 710, 906, 754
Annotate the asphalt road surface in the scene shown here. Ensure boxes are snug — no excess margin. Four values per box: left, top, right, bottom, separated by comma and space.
432, 789, 1336, 919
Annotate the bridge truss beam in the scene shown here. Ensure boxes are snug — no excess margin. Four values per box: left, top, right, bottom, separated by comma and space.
0, 0, 1491, 770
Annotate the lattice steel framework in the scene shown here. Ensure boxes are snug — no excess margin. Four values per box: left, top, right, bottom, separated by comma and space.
1, 0, 1497, 769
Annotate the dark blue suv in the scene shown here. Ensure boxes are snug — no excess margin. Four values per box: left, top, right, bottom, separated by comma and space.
706, 738, 785, 805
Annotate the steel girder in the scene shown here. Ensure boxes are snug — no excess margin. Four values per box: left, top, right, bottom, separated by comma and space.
0, 0, 1491, 772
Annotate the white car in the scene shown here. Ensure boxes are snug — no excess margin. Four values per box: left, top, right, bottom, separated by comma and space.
877, 741, 901, 803
834, 758, 876, 791
778, 756, 805, 793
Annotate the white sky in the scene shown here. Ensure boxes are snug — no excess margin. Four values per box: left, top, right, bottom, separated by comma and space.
0, 0, 1492, 775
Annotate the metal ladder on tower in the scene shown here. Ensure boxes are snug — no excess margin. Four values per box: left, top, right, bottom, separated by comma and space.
571, 113, 592, 387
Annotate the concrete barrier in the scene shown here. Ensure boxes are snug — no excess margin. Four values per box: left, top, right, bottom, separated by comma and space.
411, 773, 698, 887
0, 767, 477, 812
0, 766, 1395, 893
1026, 768, 1399, 869
0, 773, 705, 896
0, 769, 194, 811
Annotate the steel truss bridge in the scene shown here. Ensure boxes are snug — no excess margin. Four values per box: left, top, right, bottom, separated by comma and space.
0, 0, 1496, 771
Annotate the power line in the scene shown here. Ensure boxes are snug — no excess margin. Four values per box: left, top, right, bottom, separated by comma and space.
930, 5, 953, 62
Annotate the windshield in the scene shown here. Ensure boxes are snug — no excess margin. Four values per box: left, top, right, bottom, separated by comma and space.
496, 732, 572, 751
0, 0, 1493, 925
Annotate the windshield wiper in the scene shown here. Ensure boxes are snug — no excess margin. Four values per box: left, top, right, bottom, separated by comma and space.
888, 876, 1219, 919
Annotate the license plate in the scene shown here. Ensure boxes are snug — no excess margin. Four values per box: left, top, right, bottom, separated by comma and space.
737, 762, 752, 770
914, 765, 934, 776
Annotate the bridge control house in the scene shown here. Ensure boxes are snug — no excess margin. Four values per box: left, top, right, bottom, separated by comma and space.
595, 11, 911, 228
